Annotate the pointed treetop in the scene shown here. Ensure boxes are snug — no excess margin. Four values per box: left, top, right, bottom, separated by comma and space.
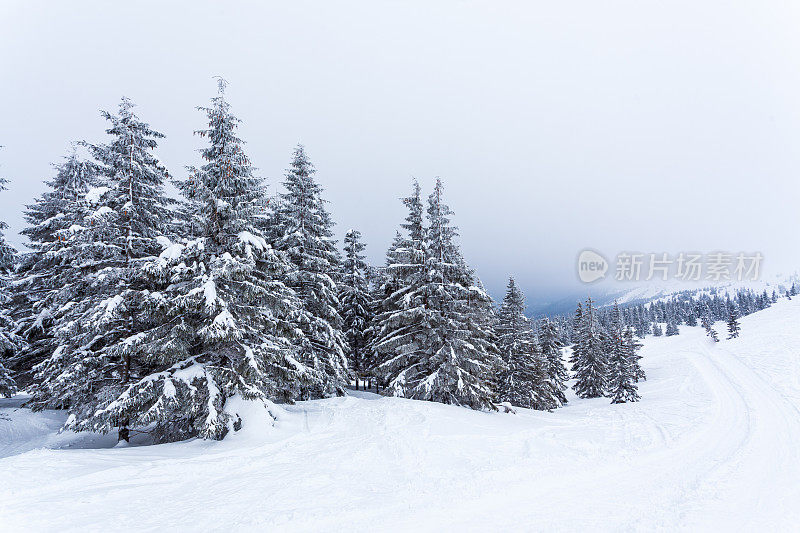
213, 76, 229, 95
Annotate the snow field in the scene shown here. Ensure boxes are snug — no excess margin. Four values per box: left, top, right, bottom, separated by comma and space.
2, 299, 800, 531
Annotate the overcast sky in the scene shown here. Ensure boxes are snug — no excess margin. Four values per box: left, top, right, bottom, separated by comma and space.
1, 0, 799, 306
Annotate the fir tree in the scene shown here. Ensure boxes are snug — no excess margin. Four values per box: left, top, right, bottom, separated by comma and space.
685, 308, 698, 327
66, 82, 314, 442
271, 145, 349, 397
702, 314, 719, 342
29, 98, 174, 439
372, 179, 499, 409
572, 296, 608, 398
539, 317, 569, 406
634, 308, 651, 338
0, 159, 23, 397
665, 319, 679, 336
568, 302, 583, 368
339, 229, 374, 380
495, 278, 558, 410
608, 323, 642, 404
13, 148, 97, 386
369, 181, 429, 392
727, 306, 741, 339
652, 322, 663, 336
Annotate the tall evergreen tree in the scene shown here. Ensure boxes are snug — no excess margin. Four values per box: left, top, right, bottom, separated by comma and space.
609, 327, 642, 404
271, 145, 348, 397
29, 98, 174, 438
372, 180, 498, 409
665, 318, 679, 336
572, 296, 608, 398
369, 181, 429, 391
63, 82, 314, 442
702, 314, 719, 342
568, 302, 583, 368
339, 229, 373, 379
627, 326, 646, 383
495, 278, 558, 410
12, 149, 96, 385
0, 158, 23, 397
652, 322, 663, 337
727, 306, 741, 339
539, 317, 569, 406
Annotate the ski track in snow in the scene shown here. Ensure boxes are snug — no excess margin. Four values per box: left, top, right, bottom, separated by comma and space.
2, 300, 800, 532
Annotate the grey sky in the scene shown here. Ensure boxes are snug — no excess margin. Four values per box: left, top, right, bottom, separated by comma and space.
2, 0, 799, 306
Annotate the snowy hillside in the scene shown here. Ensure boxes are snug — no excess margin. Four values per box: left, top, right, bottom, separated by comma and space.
3, 299, 800, 531
610, 272, 799, 305
531, 272, 798, 317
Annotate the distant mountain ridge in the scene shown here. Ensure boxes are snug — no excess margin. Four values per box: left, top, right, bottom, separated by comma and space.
528, 272, 799, 318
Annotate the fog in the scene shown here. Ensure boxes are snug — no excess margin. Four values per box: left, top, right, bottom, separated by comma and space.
2, 0, 799, 306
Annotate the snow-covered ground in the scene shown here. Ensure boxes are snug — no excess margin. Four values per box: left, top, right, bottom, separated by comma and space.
2, 300, 800, 532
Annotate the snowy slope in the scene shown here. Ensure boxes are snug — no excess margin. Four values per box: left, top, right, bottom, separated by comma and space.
2, 299, 800, 531
529, 273, 798, 317
608, 271, 798, 306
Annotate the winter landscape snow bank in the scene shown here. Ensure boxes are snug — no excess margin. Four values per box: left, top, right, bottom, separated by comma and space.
2, 298, 800, 532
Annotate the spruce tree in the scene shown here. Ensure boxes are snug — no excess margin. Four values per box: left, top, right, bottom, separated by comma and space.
727, 306, 741, 339
568, 301, 583, 369
0, 161, 23, 397
372, 179, 498, 409
702, 315, 719, 342
495, 278, 558, 410
13, 149, 97, 385
608, 324, 642, 404
634, 307, 651, 338
665, 319, 679, 336
685, 308, 698, 327
369, 181, 429, 392
67, 82, 314, 442
271, 145, 349, 397
572, 296, 608, 398
29, 98, 174, 439
339, 229, 374, 381
415, 179, 499, 408
539, 317, 569, 406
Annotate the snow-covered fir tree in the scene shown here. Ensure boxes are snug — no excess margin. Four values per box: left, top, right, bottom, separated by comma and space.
665, 318, 679, 336
64, 82, 316, 442
685, 307, 698, 327
607, 302, 641, 403
628, 326, 646, 382
0, 160, 23, 397
369, 181, 429, 389
338, 229, 374, 380
372, 179, 499, 409
12, 149, 96, 385
727, 306, 741, 339
495, 278, 558, 410
271, 144, 349, 397
571, 296, 608, 398
652, 322, 663, 336
29, 98, 174, 437
702, 314, 719, 342
567, 302, 584, 382
539, 317, 569, 406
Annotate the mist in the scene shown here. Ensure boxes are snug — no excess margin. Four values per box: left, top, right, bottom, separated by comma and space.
2, 0, 799, 307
